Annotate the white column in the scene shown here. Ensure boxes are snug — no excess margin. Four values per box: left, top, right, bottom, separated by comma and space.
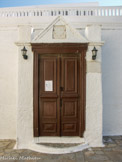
16, 25, 34, 148
84, 25, 104, 147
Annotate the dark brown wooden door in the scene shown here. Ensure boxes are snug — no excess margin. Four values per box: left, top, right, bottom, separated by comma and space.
39, 55, 60, 136
61, 55, 80, 136
39, 54, 80, 136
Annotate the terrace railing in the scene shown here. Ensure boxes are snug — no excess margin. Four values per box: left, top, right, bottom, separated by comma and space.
0, 6, 122, 17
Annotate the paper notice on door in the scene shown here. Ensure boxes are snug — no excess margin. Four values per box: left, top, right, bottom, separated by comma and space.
45, 80, 53, 91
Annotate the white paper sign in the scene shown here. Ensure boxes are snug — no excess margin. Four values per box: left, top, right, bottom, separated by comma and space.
45, 80, 53, 91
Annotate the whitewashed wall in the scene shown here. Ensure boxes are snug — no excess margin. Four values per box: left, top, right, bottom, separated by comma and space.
0, 4, 122, 140
102, 30, 122, 135
0, 27, 18, 139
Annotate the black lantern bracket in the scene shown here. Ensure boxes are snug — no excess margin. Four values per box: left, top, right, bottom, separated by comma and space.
21, 46, 28, 59
92, 46, 98, 60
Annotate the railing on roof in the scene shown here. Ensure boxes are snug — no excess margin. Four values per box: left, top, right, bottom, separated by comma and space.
0, 6, 122, 17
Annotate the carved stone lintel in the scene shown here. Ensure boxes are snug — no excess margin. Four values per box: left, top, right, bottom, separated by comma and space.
53, 25, 66, 39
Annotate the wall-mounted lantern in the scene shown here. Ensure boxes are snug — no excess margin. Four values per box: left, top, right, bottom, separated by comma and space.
92, 46, 98, 60
21, 46, 28, 59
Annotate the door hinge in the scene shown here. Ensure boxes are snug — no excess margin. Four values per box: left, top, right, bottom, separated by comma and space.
60, 98, 62, 107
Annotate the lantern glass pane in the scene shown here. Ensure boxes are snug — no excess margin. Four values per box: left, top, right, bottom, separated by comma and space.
93, 51, 95, 56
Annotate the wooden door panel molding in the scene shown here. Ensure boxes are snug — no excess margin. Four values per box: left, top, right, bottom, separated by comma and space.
62, 99, 78, 118
41, 99, 57, 118
32, 43, 87, 137
40, 94, 58, 98
40, 57, 57, 95
41, 122, 57, 136
61, 94, 79, 98
62, 122, 78, 136
62, 123, 77, 132
63, 57, 78, 93
42, 123, 57, 133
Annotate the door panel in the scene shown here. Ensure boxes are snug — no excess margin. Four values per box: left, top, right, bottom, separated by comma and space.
40, 57, 57, 95
39, 56, 60, 136
62, 123, 77, 133
61, 55, 79, 136
62, 57, 78, 93
42, 99, 57, 118
42, 123, 57, 133
62, 99, 78, 118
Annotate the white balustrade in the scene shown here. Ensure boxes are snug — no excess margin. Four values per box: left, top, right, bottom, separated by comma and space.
0, 6, 122, 17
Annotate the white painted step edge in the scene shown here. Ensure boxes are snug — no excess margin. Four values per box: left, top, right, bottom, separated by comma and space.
33, 137, 85, 144
14, 143, 89, 154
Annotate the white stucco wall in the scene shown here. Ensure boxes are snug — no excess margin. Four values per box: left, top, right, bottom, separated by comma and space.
0, 28, 18, 139
0, 4, 122, 144
102, 30, 122, 135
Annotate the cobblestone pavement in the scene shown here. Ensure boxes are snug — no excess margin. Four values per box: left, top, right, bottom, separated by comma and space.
0, 136, 122, 162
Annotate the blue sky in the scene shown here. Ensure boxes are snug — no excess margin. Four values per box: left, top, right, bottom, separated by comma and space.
0, 0, 122, 8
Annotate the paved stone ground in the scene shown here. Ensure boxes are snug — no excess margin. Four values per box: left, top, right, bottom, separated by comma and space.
0, 136, 122, 162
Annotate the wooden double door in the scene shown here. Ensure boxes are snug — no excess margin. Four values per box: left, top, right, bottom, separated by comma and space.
39, 54, 81, 136
32, 43, 86, 137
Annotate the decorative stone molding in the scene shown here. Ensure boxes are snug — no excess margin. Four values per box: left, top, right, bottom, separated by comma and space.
15, 42, 31, 46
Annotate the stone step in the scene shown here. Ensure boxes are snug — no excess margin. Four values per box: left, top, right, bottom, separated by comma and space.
29, 143, 89, 154
37, 143, 82, 148
34, 137, 85, 144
